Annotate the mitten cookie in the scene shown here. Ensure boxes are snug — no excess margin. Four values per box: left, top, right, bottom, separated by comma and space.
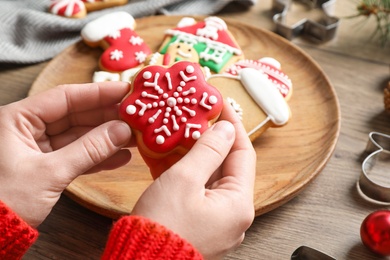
158, 16, 244, 73
81, 12, 151, 72
119, 61, 223, 179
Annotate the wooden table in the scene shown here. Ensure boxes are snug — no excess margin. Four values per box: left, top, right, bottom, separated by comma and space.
1, 1, 389, 259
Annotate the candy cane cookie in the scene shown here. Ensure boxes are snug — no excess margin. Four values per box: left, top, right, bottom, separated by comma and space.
49, 0, 128, 18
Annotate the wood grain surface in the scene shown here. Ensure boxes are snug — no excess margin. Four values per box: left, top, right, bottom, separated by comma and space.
1, 0, 389, 259
28, 15, 340, 219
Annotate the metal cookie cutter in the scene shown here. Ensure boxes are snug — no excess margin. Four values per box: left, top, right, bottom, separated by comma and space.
291, 246, 336, 260
272, 0, 340, 42
357, 132, 390, 205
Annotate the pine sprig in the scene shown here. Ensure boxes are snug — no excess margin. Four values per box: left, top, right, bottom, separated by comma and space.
349, 0, 390, 46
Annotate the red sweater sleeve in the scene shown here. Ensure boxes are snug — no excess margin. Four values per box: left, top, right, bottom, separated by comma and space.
102, 215, 203, 260
0, 200, 38, 260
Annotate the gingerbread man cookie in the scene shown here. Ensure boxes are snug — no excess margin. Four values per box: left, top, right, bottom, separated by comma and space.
81, 12, 151, 73
159, 16, 244, 73
119, 61, 223, 178
145, 42, 200, 67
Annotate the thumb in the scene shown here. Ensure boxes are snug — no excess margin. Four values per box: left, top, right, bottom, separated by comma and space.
51, 120, 131, 180
169, 120, 235, 186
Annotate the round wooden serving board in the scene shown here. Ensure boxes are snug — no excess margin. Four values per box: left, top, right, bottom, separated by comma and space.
29, 15, 340, 219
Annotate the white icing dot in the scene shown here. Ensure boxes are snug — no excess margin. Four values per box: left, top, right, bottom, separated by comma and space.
163, 93, 169, 99
173, 92, 179, 97
184, 98, 190, 103
177, 87, 183, 92
163, 118, 168, 124
181, 117, 187, 122
191, 98, 197, 104
177, 97, 183, 103
164, 112, 170, 117
153, 102, 158, 107
166, 107, 172, 112
167, 97, 177, 107
148, 118, 155, 124
186, 65, 195, 73
156, 135, 165, 144
192, 131, 201, 140
126, 105, 136, 115
159, 101, 165, 107
143, 71, 152, 79
180, 81, 186, 86
176, 110, 182, 116
209, 95, 218, 104
141, 91, 147, 97
158, 89, 164, 94
147, 104, 152, 108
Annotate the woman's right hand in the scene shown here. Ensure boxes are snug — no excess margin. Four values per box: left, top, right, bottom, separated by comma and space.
132, 102, 257, 259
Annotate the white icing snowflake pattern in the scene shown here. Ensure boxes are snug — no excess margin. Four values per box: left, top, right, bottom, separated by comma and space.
129, 36, 144, 45
135, 51, 147, 63
108, 30, 121, 39
110, 49, 123, 61
123, 62, 221, 150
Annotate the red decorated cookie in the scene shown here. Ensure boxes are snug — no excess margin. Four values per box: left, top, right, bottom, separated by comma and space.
225, 57, 293, 100
158, 16, 244, 73
81, 12, 151, 72
49, 0, 86, 18
49, 0, 129, 18
119, 61, 223, 177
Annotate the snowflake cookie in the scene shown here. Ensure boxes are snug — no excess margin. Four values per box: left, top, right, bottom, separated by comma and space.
119, 61, 223, 158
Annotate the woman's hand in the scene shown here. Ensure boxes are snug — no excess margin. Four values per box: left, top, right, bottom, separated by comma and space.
132, 102, 257, 259
0, 82, 132, 227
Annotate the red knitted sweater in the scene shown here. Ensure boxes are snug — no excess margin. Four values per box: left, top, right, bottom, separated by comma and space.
0, 201, 202, 259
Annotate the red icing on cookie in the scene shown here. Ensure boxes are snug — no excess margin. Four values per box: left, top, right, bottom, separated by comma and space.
171, 17, 240, 50
225, 58, 292, 98
120, 61, 223, 154
49, 0, 85, 17
100, 28, 151, 72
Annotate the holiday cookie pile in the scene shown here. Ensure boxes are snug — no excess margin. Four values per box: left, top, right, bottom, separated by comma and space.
80, 12, 293, 178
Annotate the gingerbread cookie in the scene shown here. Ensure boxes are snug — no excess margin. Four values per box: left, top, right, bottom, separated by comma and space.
158, 16, 244, 73
49, 0, 128, 18
145, 42, 200, 66
81, 12, 151, 72
208, 60, 291, 141
119, 61, 223, 178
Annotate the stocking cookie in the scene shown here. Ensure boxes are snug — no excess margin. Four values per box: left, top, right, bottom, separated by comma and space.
158, 16, 244, 73
49, 0, 128, 18
81, 12, 151, 72
119, 61, 223, 179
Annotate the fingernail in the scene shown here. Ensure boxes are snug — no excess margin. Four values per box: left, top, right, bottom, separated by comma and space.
212, 121, 235, 140
108, 122, 131, 147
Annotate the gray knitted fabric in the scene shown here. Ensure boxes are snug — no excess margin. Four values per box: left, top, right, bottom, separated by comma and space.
0, 0, 255, 64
